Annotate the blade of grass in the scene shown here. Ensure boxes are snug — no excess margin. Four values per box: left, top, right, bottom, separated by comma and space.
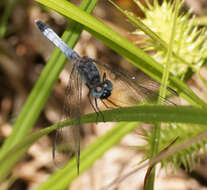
146, 1, 180, 189
0, 105, 207, 182
108, 0, 189, 67
106, 129, 207, 190
35, 0, 205, 107
0, 0, 206, 186
37, 122, 138, 190
0, 0, 99, 180
0, 0, 98, 156
1, 105, 207, 183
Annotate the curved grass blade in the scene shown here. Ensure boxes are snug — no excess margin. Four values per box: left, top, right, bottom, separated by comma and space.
0, 0, 99, 182
1, 105, 207, 183
35, 0, 205, 107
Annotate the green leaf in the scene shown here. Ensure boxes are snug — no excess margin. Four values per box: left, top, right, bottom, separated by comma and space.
108, 0, 189, 67
37, 122, 138, 190
0, 0, 99, 182
1, 105, 207, 183
1, 105, 207, 184
35, 0, 205, 107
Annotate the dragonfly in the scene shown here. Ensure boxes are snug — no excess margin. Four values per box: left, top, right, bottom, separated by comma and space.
35, 20, 176, 173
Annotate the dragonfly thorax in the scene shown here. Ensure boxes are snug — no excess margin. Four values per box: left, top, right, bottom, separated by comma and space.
76, 56, 101, 87
91, 80, 113, 99
76, 56, 113, 99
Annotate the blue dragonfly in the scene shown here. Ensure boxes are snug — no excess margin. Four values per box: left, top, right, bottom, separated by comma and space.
35, 20, 176, 173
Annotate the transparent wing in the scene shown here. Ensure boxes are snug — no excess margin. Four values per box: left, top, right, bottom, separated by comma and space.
36, 21, 82, 172
54, 63, 82, 173
94, 59, 176, 106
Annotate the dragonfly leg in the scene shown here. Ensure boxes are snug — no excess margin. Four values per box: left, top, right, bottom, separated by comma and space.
88, 93, 99, 123
101, 99, 111, 109
102, 72, 106, 81
95, 98, 105, 122
105, 98, 121, 108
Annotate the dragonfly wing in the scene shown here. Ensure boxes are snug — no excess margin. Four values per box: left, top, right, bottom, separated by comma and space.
94, 60, 175, 106
55, 63, 82, 173
36, 20, 82, 172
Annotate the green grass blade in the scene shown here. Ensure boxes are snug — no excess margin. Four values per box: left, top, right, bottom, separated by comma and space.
37, 122, 138, 190
0, 0, 98, 181
0, 0, 98, 156
0, 123, 59, 183
108, 0, 189, 67
41, 105, 207, 189
35, 0, 205, 107
146, 1, 180, 189
1, 105, 207, 183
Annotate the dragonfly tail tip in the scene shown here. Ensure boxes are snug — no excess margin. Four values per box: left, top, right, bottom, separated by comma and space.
35, 20, 47, 32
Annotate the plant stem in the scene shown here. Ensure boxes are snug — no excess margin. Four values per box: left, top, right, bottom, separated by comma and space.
145, 0, 180, 189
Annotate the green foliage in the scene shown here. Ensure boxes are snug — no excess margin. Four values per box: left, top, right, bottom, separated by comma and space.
142, 123, 207, 171
110, 0, 207, 189
131, 0, 207, 172
1, 0, 207, 190
133, 0, 207, 77
0, 0, 99, 183
111, 0, 207, 180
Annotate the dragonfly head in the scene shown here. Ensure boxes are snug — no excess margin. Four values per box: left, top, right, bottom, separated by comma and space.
91, 80, 113, 99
